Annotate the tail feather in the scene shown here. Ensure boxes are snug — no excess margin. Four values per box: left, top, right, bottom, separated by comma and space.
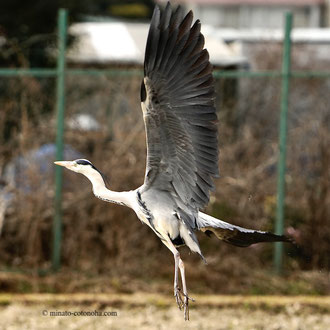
197, 212, 293, 247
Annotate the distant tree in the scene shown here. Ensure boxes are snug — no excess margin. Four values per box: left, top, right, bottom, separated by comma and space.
0, 0, 154, 67
0, 0, 155, 148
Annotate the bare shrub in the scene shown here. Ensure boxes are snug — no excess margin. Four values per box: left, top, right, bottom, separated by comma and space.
0, 65, 329, 293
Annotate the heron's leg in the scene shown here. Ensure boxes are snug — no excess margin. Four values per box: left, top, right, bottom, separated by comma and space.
161, 239, 184, 311
174, 251, 184, 310
178, 257, 194, 321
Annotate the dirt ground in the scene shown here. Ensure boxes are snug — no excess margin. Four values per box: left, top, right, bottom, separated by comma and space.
0, 294, 329, 330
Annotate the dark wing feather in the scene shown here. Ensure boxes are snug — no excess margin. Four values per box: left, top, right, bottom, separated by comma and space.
198, 213, 293, 247
202, 227, 292, 247
141, 3, 219, 213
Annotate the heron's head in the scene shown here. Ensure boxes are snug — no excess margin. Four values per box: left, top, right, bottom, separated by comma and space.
54, 159, 108, 186
54, 159, 96, 173
55, 159, 109, 188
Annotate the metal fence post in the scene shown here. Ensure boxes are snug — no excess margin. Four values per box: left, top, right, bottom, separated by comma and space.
274, 12, 293, 275
53, 8, 68, 271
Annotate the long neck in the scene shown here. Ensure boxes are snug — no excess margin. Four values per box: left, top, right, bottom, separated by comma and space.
83, 170, 131, 207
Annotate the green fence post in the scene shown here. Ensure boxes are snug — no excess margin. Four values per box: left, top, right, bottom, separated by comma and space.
53, 8, 68, 272
274, 12, 293, 275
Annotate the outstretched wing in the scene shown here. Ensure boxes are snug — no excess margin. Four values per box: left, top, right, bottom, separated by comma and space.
140, 3, 219, 213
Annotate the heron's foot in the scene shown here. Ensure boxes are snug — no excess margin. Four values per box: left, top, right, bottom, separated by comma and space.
183, 292, 195, 302
183, 293, 195, 321
174, 286, 184, 310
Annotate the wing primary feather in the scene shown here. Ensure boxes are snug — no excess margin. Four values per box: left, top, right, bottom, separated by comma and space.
145, 6, 161, 74
169, 5, 184, 31
178, 11, 193, 40
160, 2, 172, 30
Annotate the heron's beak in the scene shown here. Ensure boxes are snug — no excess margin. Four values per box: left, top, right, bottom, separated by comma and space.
54, 161, 72, 169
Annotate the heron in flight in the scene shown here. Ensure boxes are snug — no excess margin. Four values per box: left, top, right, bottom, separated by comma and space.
55, 2, 291, 320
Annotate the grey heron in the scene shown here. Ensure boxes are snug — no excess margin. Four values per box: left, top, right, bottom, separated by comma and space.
55, 2, 291, 321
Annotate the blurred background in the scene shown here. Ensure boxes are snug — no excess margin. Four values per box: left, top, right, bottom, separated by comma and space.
0, 0, 329, 304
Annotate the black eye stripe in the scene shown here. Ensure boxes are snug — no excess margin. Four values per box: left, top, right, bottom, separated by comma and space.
76, 159, 92, 166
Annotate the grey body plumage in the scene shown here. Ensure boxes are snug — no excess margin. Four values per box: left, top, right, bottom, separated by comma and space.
54, 2, 291, 321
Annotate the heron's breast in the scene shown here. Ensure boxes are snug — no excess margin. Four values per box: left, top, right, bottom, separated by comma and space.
134, 189, 181, 240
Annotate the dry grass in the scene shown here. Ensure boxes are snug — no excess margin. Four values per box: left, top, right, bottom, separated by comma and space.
0, 293, 329, 330
0, 293, 329, 310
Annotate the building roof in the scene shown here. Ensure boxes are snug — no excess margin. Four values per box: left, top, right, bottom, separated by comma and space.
160, 0, 324, 6
216, 28, 330, 42
67, 22, 246, 67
